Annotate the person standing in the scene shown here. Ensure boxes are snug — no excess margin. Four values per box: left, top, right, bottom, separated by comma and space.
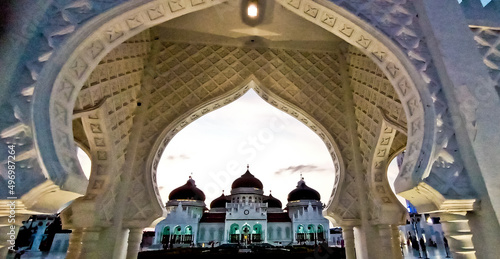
443, 235, 450, 258
420, 237, 429, 259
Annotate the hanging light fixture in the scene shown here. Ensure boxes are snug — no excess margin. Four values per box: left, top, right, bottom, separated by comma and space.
241, 0, 272, 27
247, 0, 258, 18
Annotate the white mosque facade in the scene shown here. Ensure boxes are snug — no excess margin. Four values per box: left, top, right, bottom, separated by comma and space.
154, 167, 329, 247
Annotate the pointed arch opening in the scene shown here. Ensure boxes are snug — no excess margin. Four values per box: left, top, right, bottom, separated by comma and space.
154, 87, 339, 209
148, 79, 344, 218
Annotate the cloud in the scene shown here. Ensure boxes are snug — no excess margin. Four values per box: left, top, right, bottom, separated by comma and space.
166, 154, 190, 160
274, 164, 325, 175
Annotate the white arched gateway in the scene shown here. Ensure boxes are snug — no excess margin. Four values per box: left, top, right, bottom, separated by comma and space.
1, 0, 500, 258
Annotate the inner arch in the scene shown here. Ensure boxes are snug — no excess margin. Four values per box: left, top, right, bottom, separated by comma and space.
148, 79, 345, 212
155, 88, 337, 206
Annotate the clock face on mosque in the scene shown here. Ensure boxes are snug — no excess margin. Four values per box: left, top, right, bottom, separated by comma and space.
244, 209, 249, 215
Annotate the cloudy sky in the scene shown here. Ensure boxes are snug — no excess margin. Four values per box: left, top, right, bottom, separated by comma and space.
77, 89, 404, 209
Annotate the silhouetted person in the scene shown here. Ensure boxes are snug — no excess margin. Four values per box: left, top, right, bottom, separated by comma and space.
420, 237, 428, 259
161, 235, 169, 250
443, 235, 450, 258
412, 235, 419, 251
16, 226, 31, 248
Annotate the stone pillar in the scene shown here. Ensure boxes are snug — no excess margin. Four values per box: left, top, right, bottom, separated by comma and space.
126, 228, 143, 259
342, 226, 356, 259
377, 225, 393, 259
79, 227, 102, 259
65, 228, 83, 258
440, 213, 475, 259
391, 225, 403, 259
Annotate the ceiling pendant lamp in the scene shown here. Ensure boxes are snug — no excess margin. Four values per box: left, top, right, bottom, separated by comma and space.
247, 0, 258, 18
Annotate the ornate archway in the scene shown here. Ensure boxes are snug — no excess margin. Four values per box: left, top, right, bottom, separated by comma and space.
3, 0, 496, 258
31, 0, 435, 218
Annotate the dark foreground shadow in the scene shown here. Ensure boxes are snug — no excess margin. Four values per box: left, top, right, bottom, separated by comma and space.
139, 246, 346, 259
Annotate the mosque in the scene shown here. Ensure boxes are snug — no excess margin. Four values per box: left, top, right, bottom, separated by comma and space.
154, 166, 329, 247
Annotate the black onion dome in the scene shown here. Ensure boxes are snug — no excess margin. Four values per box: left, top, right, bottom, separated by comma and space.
210, 192, 228, 208
231, 167, 263, 189
169, 177, 206, 201
264, 193, 282, 208
287, 178, 320, 202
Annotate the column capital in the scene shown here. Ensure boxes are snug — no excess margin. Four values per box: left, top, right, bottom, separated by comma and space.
398, 182, 478, 214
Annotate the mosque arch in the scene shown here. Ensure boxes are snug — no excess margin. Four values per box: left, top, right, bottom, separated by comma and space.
297, 224, 305, 233
307, 224, 316, 241
317, 224, 325, 241
296, 225, 305, 243
241, 224, 251, 234
252, 224, 262, 234
184, 225, 192, 235
229, 223, 240, 235
7, 0, 481, 257
367, 120, 408, 225
252, 224, 263, 242
147, 78, 344, 216
25, 0, 441, 221
172, 225, 182, 244
162, 226, 170, 235
229, 223, 240, 243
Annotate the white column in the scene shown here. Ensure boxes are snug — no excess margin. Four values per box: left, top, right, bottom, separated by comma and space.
377, 224, 393, 259
79, 227, 102, 259
65, 228, 83, 258
391, 225, 403, 259
126, 228, 143, 259
342, 226, 356, 259
440, 212, 475, 259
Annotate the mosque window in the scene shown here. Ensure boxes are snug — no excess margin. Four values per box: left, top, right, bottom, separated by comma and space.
317, 224, 325, 241
184, 226, 193, 244
230, 223, 240, 243
172, 226, 182, 244
307, 224, 316, 241
252, 224, 262, 242
297, 225, 306, 243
